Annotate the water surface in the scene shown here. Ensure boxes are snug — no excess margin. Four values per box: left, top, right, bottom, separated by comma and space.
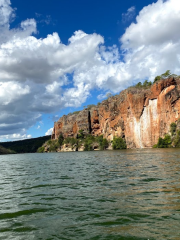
0, 149, 180, 240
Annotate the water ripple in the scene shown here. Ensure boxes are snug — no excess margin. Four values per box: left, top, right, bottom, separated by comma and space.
0, 149, 180, 239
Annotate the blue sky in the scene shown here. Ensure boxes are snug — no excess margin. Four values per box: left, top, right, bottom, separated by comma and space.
11, 0, 150, 44
1, 0, 180, 141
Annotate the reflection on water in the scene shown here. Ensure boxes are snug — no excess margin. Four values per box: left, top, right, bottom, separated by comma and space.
0, 149, 180, 239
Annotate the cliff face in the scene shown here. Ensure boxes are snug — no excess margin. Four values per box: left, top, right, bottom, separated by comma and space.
52, 77, 180, 148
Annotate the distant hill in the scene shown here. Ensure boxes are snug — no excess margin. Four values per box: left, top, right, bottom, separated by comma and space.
0, 145, 15, 155
0, 135, 51, 154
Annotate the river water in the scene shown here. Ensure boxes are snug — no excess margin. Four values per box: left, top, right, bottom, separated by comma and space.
0, 149, 180, 240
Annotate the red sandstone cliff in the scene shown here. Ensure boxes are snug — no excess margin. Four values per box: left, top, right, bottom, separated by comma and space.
52, 77, 180, 148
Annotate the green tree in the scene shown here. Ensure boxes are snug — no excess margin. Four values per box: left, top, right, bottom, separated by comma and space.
173, 130, 180, 147
78, 129, 84, 139
143, 80, 149, 87
49, 140, 59, 152
154, 70, 172, 83
83, 134, 95, 151
148, 81, 152, 86
154, 75, 161, 83
161, 70, 171, 79
135, 82, 142, 88
163, 134, 172, 147
157, 137, 165, 148
97, 135, 103, 146
84, 142, 93, 151
154, 134, 172, 148
135, 80, 152, 88
101, 138, 109, 150
170, 122, 177, 136
112, 137, 127, 150
58, 133, 64, 146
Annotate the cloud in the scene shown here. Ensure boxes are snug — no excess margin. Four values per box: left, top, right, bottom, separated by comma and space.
120, 0, 180, 81
1, 0, 180, 140
0, 0, 15, 26
122, 6, 136, 23
45, 128, 53, 136
0, 133, 32, 141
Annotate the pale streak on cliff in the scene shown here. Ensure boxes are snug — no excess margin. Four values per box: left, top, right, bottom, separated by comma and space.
52, 77, 180, 148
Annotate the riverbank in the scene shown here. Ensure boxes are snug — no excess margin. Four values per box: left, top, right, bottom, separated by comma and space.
38, 134, 127, 153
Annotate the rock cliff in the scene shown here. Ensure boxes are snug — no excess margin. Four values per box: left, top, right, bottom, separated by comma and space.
52, 77, 180, 148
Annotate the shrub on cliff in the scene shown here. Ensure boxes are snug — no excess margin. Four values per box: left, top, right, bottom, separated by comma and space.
58, 133, 64, 146
64, 137, 78, 147
49, 139, 59, 152
37, 146, 45, 153
83, 134, 109, 151
96, 135, 109, 150
173, 130, 180, 147
77, 129, 84, 139
101, 138, 109, 150
84, 135, 95, 151
170, 122, 177, 136
112, 137, 127, 150
153, 134, 172, 148
163, 134, 172, 147
84, 142, 93, 151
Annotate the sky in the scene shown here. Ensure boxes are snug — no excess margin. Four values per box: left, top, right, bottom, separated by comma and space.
1, 0, 180, 141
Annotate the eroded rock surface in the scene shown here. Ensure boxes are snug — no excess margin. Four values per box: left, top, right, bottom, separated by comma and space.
52, 77, 180, 148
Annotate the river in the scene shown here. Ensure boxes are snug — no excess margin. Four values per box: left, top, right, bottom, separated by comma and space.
0, 149, 180, 240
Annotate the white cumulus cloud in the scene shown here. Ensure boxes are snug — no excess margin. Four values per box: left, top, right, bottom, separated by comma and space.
120, 0, 180, 81
0, 133, 32, 141
45, 128, 53, 136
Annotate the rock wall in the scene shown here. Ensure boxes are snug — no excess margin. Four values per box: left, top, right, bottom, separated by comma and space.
52, 77, 180, 148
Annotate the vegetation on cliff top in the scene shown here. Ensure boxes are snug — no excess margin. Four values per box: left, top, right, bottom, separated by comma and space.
130, 70, 179, 91
135, 80, 152, 88
153, 70, 179, 83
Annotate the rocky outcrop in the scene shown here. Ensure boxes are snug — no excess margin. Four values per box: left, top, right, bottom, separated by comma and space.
52, 110, 90, 139
52, 77, 180, 148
